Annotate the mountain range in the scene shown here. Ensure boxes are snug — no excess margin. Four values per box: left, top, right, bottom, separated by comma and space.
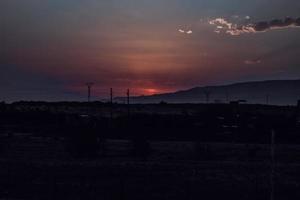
116, 80, 300, 105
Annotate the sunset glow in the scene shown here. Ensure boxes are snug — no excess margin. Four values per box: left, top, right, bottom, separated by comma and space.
142, 88, 164, 95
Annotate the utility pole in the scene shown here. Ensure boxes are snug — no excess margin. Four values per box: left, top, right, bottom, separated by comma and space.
86, 82, 94, 102
270, 129, 275, 200
204, 90, 211, 104
127, 89, 130, 116
127, 89, 130, 105
266, 94, 270, 105
110, 88, 113, 120
110, 88, 113, 105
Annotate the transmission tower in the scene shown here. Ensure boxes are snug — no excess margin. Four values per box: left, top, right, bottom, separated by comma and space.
127, 89, 130, 105
127, 89, 130, 116
110, 88, 113, 105
110, 88, 113, 120
86, 82, 94, 102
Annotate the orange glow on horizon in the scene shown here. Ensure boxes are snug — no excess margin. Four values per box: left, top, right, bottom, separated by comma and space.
66, 84, 175, 98
140, 88, 173, 96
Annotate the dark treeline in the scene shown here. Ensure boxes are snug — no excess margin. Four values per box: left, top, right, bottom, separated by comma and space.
0, 102, 299, 144
0, 101, 299, 159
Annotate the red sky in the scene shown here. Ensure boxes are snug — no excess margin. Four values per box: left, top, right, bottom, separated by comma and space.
1, 0, 300, 101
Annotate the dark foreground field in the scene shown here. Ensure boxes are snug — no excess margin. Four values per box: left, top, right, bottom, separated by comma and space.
0, 102, 300, 200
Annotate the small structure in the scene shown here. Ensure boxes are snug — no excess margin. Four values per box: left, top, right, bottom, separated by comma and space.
230, 100, 247, 105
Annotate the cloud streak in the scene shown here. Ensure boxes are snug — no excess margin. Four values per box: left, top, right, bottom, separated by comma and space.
209, 17, 300, 36
178, 29, 193, 34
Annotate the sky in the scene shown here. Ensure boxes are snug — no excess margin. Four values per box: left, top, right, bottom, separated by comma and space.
1, 0, 300, 101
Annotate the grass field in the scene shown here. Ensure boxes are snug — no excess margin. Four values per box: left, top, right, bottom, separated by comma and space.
1, 136, 300, 200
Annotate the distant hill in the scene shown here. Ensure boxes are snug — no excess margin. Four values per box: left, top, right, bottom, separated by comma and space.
116, 80, 300, 105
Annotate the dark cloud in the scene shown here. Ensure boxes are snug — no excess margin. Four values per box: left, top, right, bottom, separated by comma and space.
253, 17, 300, 32
210, 17, 300, 35
254, 21, 270, 32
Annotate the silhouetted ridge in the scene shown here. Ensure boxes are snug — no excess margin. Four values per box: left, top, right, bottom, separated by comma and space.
115, 79, 300, 105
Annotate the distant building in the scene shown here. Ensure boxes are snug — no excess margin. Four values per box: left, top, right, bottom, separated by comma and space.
230, 100, 247, 105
